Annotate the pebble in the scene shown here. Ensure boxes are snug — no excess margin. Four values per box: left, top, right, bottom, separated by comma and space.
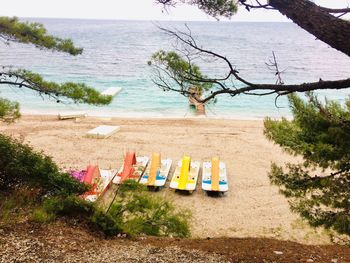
273, 251, 283, 255
0, 230, 229, 263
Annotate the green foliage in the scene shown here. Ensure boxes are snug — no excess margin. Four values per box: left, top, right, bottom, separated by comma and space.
0, 17, 82, 55
192, 0, 238, 18
0, 133, 89, 196
42, 195, 95, 217
118, 179, 146, 193
10, 69, 113, 105
264, 93, 350, 237
0, 97, 20, 122
32, 207, 56, 224
159, 0, 237, 18
0, 187, 39, 225
90, 209, 123, 236
109, 180, 191, 237
30, 183, 190, 238
0, 69, 112, 122
33, 195, 122, 236
149, 50, 213, 95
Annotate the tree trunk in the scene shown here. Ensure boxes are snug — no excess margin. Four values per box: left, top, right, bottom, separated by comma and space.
269, 0, 350, 57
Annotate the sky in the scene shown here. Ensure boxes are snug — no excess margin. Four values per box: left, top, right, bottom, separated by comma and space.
1, 0, 349, 22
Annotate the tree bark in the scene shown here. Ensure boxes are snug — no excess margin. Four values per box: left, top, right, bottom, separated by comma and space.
269, 0, 350, 57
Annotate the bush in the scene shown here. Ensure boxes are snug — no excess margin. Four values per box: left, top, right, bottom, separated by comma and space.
33, 195, 123, 236
0, 97, 20, 122
33, 181, 191, 238
109, 180, 191, 237
41, 195, 94, 216
0, 133, 89, 195
0, 187, 40, 225
90, 209, 122, 236
32, 208, 56, 223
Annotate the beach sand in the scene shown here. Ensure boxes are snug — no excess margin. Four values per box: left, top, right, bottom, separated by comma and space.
0, 115, 330, 244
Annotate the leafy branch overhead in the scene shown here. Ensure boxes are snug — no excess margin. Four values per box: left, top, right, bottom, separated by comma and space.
1, 70, 112, 105
149, 50, 213, 95
157, 0, 238, 18
0, 17, 82, 55
149, 27, 350, 104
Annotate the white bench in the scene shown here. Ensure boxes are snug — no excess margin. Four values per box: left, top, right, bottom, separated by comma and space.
86, 125, 120, 139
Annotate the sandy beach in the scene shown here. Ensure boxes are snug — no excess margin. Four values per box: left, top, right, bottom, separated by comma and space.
0, 115, 330, 244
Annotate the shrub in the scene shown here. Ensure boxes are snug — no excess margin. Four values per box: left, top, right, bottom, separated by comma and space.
34, 182, 191, 238
32, 208, 56, 223
35, 195, 123, 236
0, 97, 20, 122
0, 187, 39, 225
90, 209, 122, 236
109, 180, 191, 237
41, 195, 95, 217
0, 133, 89, 195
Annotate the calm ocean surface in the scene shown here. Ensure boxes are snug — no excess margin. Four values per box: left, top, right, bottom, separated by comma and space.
1, 18, 350, 119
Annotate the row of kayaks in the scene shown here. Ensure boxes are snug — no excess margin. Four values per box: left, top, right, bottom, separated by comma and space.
71, 152, 228, 202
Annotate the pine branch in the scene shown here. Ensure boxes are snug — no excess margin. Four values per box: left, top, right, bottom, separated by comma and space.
150, 27, 350, 104
0, 17, 83, 55
0, 69, 112, 105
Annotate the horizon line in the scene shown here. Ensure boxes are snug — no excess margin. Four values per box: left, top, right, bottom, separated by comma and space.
19, 16, 291, 23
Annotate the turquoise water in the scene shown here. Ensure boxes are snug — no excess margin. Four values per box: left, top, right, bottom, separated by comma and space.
1, 19, 350, 119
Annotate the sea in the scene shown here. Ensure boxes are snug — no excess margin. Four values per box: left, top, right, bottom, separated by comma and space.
1, 18, 350, 119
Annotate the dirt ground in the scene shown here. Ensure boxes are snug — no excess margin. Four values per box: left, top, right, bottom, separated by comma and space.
1, 221, 349, 263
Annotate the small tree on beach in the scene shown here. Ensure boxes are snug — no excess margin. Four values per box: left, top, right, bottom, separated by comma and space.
0, 17, 112, 122
153, 0, 350, 240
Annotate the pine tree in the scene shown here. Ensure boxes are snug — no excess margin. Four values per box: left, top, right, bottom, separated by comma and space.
264, 93, 350, 239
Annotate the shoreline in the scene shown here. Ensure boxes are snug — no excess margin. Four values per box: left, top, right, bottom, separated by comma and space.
0, 115, 327, 244
20, 110, 288, 121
